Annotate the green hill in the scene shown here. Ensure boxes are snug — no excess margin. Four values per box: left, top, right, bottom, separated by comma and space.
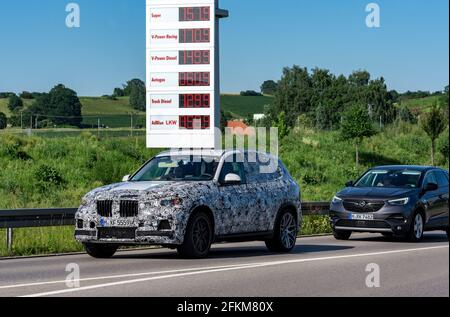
399, 95, 441, 113
0, 99, 9, 116
0, 94, 274, 128
0, 98, 34, 116
221, 94, 274, 118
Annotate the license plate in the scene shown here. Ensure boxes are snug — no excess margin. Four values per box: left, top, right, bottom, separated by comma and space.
99, 218, 136, 227
351, 213, 374, 221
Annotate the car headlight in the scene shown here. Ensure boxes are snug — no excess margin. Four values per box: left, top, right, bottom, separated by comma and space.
160, 197, 183, 207
388, 197, 410, 206
332, 196, 343, 204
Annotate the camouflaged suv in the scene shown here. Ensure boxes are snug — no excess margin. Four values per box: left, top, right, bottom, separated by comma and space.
75, 149, 301, 258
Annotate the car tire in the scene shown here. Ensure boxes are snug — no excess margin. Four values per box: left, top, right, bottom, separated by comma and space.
446, 228, 449, 240
407, 211, 424, 242
177, 212, 213, 259
84, 243, 118, 259
381, 233, 394, 239
265, 210, 298, 253
333, 229, 352, 240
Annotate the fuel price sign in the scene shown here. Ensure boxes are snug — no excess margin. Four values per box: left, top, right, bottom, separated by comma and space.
146, 0, 227, 149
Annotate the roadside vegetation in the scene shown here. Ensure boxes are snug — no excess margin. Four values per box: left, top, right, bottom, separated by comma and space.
0, 71, 448, 257
1, 118, 448, 256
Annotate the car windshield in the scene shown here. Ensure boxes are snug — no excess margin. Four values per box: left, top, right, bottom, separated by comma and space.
130, 156, 220, 182
354, 170, 423, 188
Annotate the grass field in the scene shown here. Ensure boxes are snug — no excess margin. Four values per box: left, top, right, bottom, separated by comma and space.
0, 98, 34, 117
1, 95, 273, 130
399, 95, 441, 113
0, 94, 273, 118
221, 94, 274, 118
79, 97, 143, 115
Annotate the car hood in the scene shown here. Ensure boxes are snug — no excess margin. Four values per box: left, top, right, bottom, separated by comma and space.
336, 187, 419, 200
84, 181, 215, 201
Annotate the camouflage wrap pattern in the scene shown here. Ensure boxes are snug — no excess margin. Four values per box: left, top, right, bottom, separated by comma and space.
75, 152, 301, 246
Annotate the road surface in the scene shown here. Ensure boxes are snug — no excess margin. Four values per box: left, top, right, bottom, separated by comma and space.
0, 233, 448, 297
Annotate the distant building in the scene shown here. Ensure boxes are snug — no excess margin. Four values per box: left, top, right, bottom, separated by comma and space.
253, 114, 265, 121
226, 120, 255, 136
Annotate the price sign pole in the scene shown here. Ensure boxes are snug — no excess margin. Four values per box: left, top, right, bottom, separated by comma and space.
146, 0, 228, 149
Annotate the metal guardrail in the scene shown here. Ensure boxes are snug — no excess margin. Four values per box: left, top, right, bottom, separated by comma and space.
0, 202, 330, 251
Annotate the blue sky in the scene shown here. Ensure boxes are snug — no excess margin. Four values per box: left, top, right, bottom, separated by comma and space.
0, 0, 448, 96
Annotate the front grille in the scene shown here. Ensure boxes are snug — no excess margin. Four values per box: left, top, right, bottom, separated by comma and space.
336, 219, 391, 229
98, 228, 137, 240
119, 200, 139, 218
97, 200, 113, 217
343, 200, 385, 213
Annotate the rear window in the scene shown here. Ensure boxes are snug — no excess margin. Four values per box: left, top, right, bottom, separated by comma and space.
435, 171, 449, 188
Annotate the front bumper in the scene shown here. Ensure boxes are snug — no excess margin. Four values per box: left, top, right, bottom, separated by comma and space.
329, 203, 412, 235
75, 227, 177, 245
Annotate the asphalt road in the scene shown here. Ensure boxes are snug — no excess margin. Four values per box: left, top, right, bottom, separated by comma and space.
0, 233, 448, 297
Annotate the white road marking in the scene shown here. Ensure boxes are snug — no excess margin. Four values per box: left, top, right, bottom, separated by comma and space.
21, 245, 449, 297
0, 263, 261, 290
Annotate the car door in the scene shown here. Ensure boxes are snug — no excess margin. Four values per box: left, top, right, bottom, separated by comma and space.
244, 152, 284, 232
242, 153, 269, 232
434, 171, 449, 228
422, 171, 442, 229
216, 155, 251, 234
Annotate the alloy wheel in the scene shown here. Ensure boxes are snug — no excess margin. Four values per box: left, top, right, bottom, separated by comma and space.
413, 213, 424, 240
192, 218, 210, 253
280, 213, 297, 249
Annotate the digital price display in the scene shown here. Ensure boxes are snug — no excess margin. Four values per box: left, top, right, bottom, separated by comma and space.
179, 116, 210, 130
179, 72, 210, 87
147, 0, 227, 148
179, 7, 210, 22
179, 94, 210, 108
179, 28, 210, 43
179, 50, 210, 65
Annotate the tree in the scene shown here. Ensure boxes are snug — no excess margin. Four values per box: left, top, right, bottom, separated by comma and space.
340, 105, 377, 168
277, 111, 290, 139
23, 84, 83, 128
348, 70, 370, 87
8, 94, 23, 112
0, 112, 7, 129
113, 87, 125, 97
398, 105, 417, 124
19, 91, 34, 99
366, 77, 396, 124
274, 66, 312, 127
420, 104, 447, 166
260, 80, 278, 95
240, 90, 262, 97
127, 79, 146, 111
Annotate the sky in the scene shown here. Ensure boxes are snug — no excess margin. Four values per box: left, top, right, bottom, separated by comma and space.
0, 0, 448, 96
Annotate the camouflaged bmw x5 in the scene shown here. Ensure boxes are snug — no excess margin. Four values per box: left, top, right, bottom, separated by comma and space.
75, 149, 301, 258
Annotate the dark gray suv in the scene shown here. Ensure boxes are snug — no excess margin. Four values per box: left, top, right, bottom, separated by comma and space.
329, 166, 449, 242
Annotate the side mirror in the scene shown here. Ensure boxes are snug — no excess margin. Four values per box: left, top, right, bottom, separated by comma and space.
424, 182, 438, 192
345, 180, 354, 187
223, 173, 242, 185
122, 175, 130, 182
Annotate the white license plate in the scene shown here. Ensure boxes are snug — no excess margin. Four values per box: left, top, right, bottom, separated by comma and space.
351, 213, 374, 221
99, 218, 136, 227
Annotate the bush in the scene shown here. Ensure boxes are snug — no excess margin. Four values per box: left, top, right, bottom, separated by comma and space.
0, 112, 7, 129
240, 90, 263, 97
19, 91, 34, 99
437, 133, 449, 163
8, 94, 23, 112
34, 164, 64, 188
0, 135, 32, 160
